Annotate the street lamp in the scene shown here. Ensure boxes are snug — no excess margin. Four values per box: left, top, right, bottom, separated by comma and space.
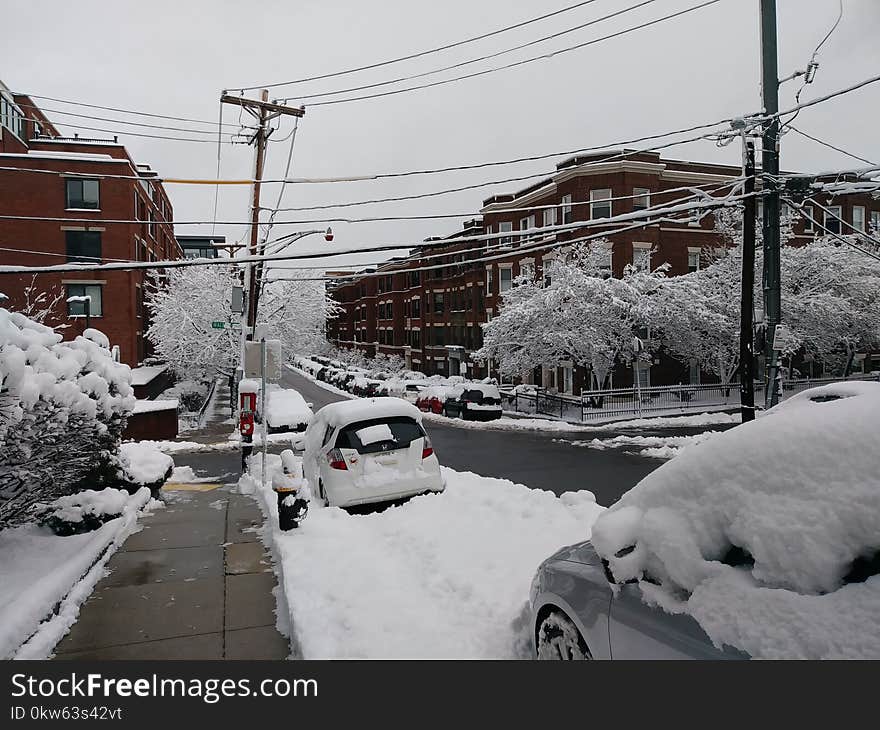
66, 294, 91, 330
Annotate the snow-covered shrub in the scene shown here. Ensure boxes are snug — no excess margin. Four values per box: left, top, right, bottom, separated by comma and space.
0, 308, 135, 529
34, 487, 133, 536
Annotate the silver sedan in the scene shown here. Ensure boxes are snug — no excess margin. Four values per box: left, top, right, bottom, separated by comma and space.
529, 540, 748, 660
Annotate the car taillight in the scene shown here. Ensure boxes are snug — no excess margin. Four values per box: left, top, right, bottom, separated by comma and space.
328, 448, 348, 470
422, 434, 434, 459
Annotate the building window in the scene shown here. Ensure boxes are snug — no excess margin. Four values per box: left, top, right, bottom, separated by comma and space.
590, 189, 612, 219
486, 267, 493, 294
803, 205, 815, 232
871, 211, 880, 233
561, 194, 573, 224
519, 215, 535, 244
499, 266, 513, 293
66, 231, 102, 263
632, 243, 651, 272
433, 292, 444, 313
824, 205, 843, 235
499, 221, 513, 247
412, 297, 421, 318
853, 205, 866, 232
65, 284, 103, 317
687, 248, 701, 273
633, 187, 650, 211
543, 206, 557, 230
65, 179, 100, 209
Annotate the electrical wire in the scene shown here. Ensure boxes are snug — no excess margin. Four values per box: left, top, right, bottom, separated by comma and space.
211, 100, 225, 237
234, 0, 604, 91
12, 100, 241, 135
0, 187, 759, 276
804, 198, 880, 250
289, 0, 660, 103
35, 119, 240, 144
787, 126, 876, 166
11, 92, 234, 128
784, 197, 880, 262
306, 0, 725, 107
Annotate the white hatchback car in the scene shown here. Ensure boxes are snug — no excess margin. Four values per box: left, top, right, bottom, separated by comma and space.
295, 397, 445, 508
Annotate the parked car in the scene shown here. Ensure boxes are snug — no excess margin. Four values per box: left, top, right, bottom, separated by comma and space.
415, 385, 452, 414
529, 381, 880, 660
442, 383, 503, 420
293, 398, 445, 508
259, 385, 314, 434
351, 377, 383, 397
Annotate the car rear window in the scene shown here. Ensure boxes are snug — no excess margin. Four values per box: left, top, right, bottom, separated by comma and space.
335, 416, 425, 454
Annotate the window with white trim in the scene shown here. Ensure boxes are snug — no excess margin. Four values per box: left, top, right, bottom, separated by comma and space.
824, 205, 843, 235
499, 221, 513, 247
632, 243, 651, 272
590, 189, 612, 219
543, 206, 557, 230
871, 211, 880, 233
803, 205, 815, 232
486, 266, 493, 294
687, 248, 701, 273
633, 187, 650, 211
499, 266, 513, 293
66, 283, 103, 317
853, 205, 866, 232
519, 215, 535, 244
561, 194, 573, 224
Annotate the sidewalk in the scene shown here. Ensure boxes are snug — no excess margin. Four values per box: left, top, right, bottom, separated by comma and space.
52, 477, 291, 659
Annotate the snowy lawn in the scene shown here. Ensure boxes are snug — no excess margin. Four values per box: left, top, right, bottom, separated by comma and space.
0, 487, 157, 659
242, 457, 603, 658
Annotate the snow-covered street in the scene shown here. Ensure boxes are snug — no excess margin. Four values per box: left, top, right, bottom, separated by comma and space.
244, 457, 603, 658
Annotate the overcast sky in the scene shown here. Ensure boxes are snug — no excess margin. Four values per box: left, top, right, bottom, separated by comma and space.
3, 0, 878, 271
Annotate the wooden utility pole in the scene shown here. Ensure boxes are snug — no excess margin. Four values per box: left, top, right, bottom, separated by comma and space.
219, 91, 304, 336
740, 140, 757, 422
759, 0, 783, 408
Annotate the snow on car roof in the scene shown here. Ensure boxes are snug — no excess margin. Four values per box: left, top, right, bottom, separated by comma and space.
317, 397, 423, 428
591, 381, 880, 659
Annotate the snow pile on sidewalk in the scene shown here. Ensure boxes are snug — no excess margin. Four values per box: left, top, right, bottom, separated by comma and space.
117, 442, 174, 486
591, 382, 880, 659
244, 461, 604, 658
568, 431, 723, 460
0, 487, 155, 659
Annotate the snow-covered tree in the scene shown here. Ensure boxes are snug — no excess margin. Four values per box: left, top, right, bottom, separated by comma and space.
1, 276, 68, 328
146, 265, 340, 382
476, 241, 663, 388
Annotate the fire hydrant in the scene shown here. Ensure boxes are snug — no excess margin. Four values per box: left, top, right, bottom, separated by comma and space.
272, 449, 309, 530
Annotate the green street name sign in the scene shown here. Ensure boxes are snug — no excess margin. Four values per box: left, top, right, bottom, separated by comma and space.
211, 321, 225, 329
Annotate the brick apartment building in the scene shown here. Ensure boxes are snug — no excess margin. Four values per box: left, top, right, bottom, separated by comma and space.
0, 82, 179, 366
329, 148, 880, 394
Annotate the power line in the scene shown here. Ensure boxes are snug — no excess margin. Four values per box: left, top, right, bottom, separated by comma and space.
41, 119, 240, 144
786, 125, 876, 166
234, 0, 604, 91
806, 198, 880, 251
12, 91, 232, 128
13, 100, 243, 134
306, 0, 725, 107
291, 0, 660, 103
784, 197, 880, 262
0, 187, 757, 276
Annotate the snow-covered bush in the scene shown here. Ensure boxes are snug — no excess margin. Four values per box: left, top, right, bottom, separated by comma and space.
34, 487, 135, 537
0, 308, 135, 528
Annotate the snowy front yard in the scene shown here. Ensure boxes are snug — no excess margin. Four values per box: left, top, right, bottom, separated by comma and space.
242, 458, 603, 658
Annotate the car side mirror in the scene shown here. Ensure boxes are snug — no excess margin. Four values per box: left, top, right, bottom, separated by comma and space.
306, 402, 314, 409
601, 558, 637, 586
291, 435, 306, 452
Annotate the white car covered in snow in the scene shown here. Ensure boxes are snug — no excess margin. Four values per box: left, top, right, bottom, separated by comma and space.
294, 397, 445, 508
261, 384, 314, 433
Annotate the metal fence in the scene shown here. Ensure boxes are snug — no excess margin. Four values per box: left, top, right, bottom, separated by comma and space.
502, 374, 880, 424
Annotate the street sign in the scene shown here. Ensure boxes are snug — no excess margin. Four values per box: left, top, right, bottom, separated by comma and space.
772, 324, 797, 352
211, 321, 225, 329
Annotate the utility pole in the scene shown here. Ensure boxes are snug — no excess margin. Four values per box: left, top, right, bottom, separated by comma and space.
760, 0, 783, 408
219, 92, 305, 339
740, 140, 756, 422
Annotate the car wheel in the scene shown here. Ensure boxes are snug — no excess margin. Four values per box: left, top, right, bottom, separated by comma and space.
536, 611, 591, 660
318, 480, 329, 507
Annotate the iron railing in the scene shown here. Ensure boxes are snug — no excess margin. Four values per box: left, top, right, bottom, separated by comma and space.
501, 374, 880, 424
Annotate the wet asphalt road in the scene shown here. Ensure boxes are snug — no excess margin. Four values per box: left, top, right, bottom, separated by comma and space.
266, 368, 737, 507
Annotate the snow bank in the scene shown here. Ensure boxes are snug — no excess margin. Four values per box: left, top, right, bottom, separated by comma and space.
568, 431, 723, 459
129, 364, 168, 386
39, 487, 131, 525
117, 442, 173, 486
245, 459, 604, 658
0, 487, 153, 659
591, 382, 880, 659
